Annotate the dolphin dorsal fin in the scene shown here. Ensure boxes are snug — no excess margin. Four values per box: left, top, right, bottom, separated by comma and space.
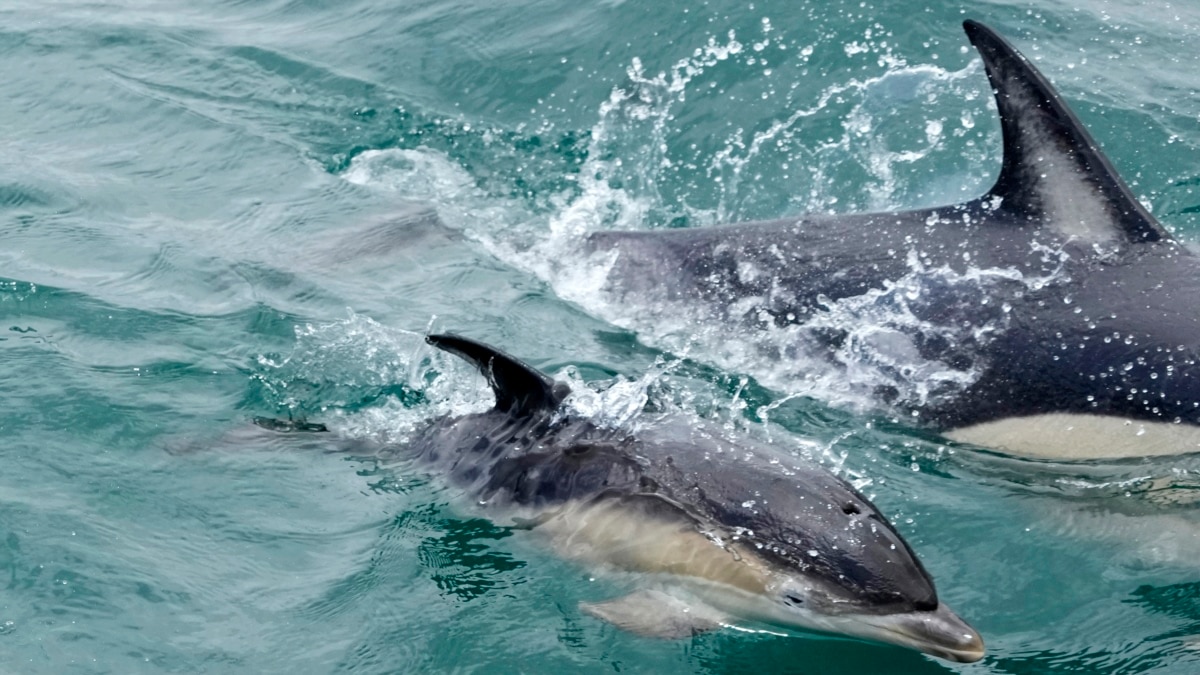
964, 20, 1171, 244
426, 334, 569, 416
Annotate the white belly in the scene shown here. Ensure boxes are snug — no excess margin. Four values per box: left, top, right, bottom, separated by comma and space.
945, 413, 1200, 459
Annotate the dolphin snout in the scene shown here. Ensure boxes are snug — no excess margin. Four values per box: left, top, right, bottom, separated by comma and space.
875, 603, 985, 663
909, 604, 985, 663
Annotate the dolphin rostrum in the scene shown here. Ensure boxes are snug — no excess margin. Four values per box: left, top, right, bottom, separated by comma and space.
585, 20, 1200, 459
367, 333, 983, 662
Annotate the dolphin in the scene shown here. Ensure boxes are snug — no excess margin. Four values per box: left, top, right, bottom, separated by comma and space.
323, 333, 981, 662
585, 20, 1200, 459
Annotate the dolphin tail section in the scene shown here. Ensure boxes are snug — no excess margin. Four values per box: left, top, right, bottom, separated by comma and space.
964, 19, 1170, 244
426, 334, 570, 416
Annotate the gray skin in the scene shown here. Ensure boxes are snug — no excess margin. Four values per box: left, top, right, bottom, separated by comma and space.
587, 21, 1200, 446
399, 334, 983, 662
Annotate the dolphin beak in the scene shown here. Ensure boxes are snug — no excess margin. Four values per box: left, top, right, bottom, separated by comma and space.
872, 603, 985, 663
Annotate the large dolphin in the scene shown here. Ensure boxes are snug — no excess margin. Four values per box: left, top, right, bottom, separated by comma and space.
587, 20, 1200, 459
274, 333, 984, 662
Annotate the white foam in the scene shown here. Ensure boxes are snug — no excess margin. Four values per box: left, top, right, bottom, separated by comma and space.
327, 33, 1024, 427
341, 148, 526, 242
253, 312, 858, 486
255, 311, 493, 444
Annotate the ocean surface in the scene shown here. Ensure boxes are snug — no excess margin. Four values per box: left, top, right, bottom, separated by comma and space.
3, 1, 1200, 673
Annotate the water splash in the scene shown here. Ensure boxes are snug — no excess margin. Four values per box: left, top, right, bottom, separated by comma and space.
251, 312, 493, 444
331, 26, 1020, 422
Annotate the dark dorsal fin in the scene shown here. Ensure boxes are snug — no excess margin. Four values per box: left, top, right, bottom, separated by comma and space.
964, 19, 1170, 244
426, 333, 570, 416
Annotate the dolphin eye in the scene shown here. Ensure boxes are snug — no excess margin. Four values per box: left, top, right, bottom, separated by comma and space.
785, 594, 804, 606
842, 503, 861, 515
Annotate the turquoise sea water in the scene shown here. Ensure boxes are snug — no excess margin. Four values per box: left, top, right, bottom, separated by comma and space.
3, 1, 1200, 673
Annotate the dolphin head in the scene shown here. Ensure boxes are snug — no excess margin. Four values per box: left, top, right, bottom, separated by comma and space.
761, 572, 985, 662
684, 459, 985, 662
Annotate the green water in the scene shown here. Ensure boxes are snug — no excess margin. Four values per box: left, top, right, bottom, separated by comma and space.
3, 1, 1200, 673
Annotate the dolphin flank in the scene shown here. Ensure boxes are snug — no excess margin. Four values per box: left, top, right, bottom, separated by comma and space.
366, 333, 983, 662
587, 20, 1200, 459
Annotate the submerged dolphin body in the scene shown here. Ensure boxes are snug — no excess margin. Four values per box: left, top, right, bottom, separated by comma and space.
395, 333, 984, 662
587, 21, 1200, 459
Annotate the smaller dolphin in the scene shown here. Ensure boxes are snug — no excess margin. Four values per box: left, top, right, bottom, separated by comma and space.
282, 334, 983, 662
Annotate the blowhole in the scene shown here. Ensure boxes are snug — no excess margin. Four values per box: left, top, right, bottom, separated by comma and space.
842, 503, 861, 515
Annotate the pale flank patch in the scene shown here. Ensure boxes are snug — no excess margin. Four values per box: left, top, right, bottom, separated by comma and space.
535, 498, 771, 596
945, 413, 1200, 459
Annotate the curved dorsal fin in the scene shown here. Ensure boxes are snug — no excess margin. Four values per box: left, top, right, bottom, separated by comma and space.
964, 19, 1170, 244
426, 334, 569, 416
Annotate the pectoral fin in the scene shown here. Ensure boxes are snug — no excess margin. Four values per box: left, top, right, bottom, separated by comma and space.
579, 590, 725, 639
